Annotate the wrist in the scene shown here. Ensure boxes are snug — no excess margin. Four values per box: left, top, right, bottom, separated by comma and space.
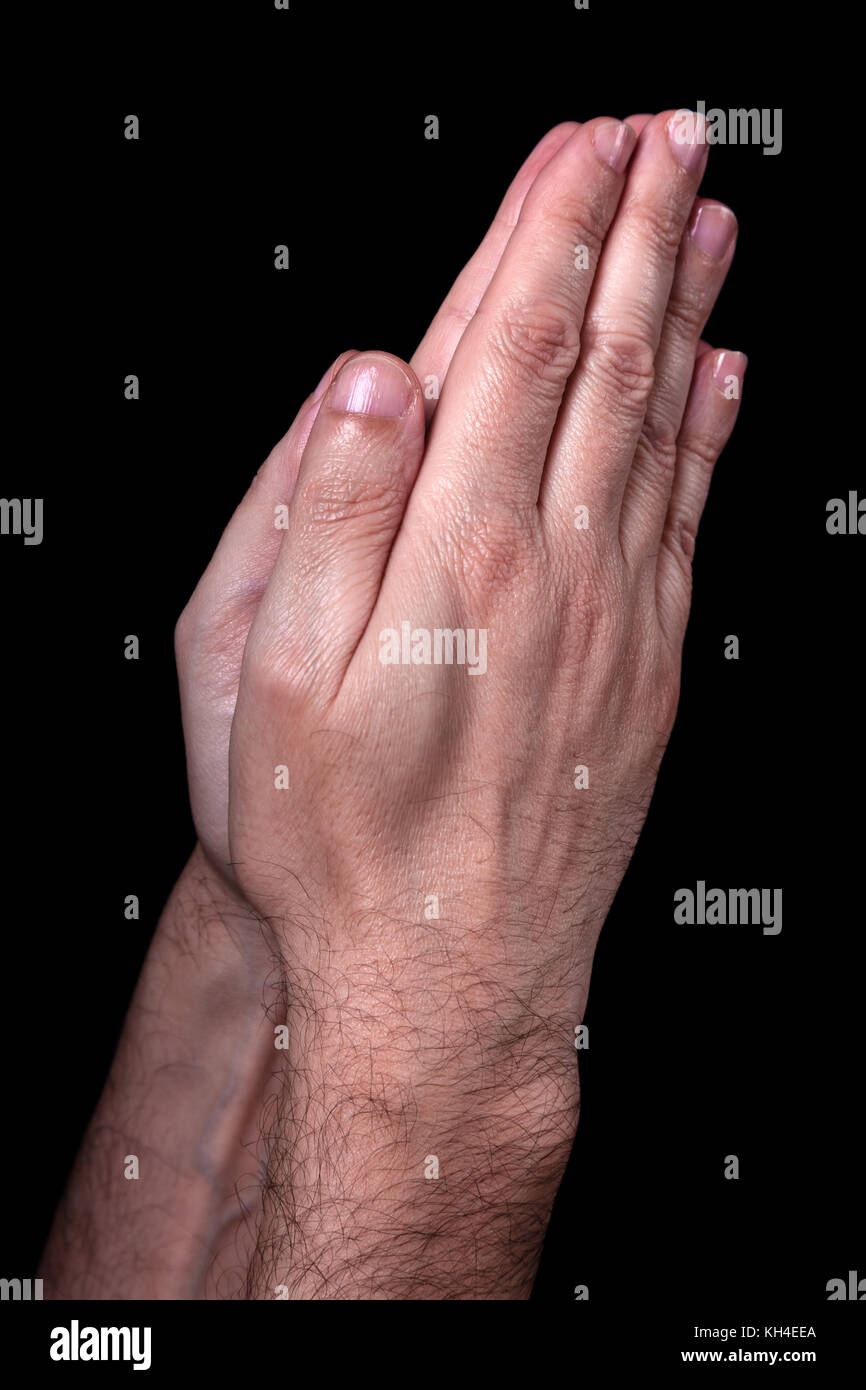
161, 841, 272, 985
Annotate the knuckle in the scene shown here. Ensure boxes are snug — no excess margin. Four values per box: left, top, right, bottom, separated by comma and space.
560, 209, 604, 266
555, 538, 625, 650
562, 578, 621, 660
639, 414, 679, 482
446, 501, 539, 597
523, 151, 607, 257
440, 296, 475, 332
531, 195, 604, 271
245, 631, 301, 708
626, 191, 686, 260
177, 586, 265, 700
681, 431, 722, 472
297, 462, 406, 527
676, 517, 698, 562
665, 513, 699, 571
664, 285, 705, 341
488, 294, 580, 390
583, 326, 656, 410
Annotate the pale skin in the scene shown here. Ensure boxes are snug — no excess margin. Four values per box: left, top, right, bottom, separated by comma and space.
42, 111, 744, 1299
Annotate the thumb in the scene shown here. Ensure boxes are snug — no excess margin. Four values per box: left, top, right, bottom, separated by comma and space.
250, 351, 425, 703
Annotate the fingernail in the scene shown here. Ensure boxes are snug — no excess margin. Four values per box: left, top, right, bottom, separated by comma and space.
593, 120, 637, 173
713, 349, 748, 394
690, 202, 737, 260
668, 109, 707, 172
329, 354, 414, 417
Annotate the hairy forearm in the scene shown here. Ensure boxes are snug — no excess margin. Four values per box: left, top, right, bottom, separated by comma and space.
41, 847, 276, 1299
248, 940, 582, 1300
43, 865, 584, 1300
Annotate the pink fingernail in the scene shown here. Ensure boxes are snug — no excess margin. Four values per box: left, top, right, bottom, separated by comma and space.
329, 354, 414, 417
713, 350, 748, 394
593, 120, 637, 173
690, 202, 737, 260
668, 109, 707, 172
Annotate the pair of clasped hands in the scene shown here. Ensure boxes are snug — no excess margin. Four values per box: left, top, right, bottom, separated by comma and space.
179, 110, 744, 987
47, 110, 746, 1300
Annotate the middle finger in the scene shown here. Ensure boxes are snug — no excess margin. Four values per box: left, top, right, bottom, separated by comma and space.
540, 109, 709, 528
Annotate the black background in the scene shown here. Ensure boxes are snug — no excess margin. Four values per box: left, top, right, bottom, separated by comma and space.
2, 0, 861, 1362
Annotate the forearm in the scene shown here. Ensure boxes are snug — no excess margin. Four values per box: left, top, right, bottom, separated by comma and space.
247, 943, 582, 1300
41, 860, 581, 1302
41, 846, 276, 1300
